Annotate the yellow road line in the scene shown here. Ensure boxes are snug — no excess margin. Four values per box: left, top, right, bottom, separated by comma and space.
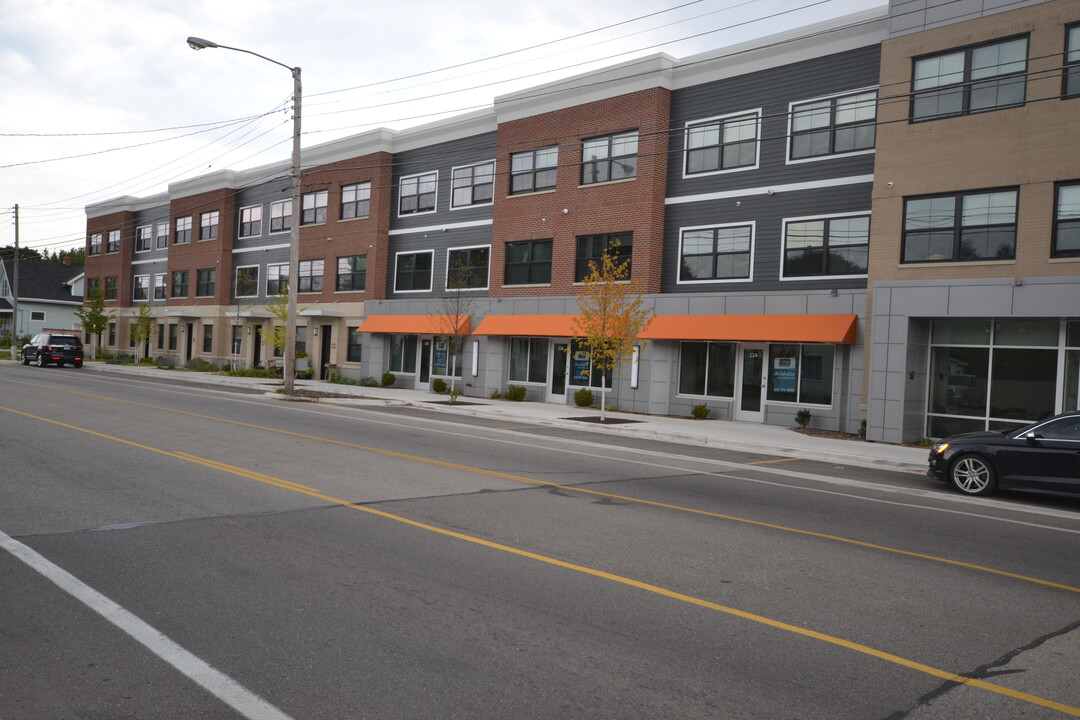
3, 383, 1079, 596
3, 402, 1078, 717
745, 457, 798, 465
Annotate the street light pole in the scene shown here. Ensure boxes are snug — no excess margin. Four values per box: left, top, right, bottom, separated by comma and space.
187, 37, 301, 394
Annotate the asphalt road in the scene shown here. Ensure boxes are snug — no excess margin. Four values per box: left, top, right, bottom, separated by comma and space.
2, 364, 1078, 719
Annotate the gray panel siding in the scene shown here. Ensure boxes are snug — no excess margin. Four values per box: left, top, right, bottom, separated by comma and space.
385, 224, 494, 299
662, 183, 872, 293
234, 179, 294, 250
666, 45, 881, 198
391, 131, 497, 231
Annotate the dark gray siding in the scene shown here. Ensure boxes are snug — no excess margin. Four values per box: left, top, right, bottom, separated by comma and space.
229, 247, 291, 303
132, 206, 169, 262
384, 224, 494, 299
233, 178, 293, 251
666, 45, 881, 196
390, 131, 496, 232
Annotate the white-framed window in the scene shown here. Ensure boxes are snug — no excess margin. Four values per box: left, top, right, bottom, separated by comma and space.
155, 222, 169, 249
341, 182, 371, 220
451, 162, 494, 209
153, 273, 167, 300
235, 265, 260, 298
788, 89, 877, 162
394, 250, 434, 292
446, 245, 490, 290
266, 263, 288, 295
30, 310, 46, 322
399, 171, 438, 215
270, 200, 292, 233
133, 274, 150, 301
684, 109, 760, 177
239, 206, 263, 238
298, 259, 324, 292
678, 223, 754, 284
135, 225, 152, 252
581, 131, 638, 185
301, 190, 328, 225
782, 213, 869, 278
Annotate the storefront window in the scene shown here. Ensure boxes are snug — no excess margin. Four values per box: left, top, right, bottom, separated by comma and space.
989, 348, 1056, 421
389, 334, 417, 374
766, 344, 833, 405
433, 336, 463, 377
568, 339, 613, 389
510, 337, 548, 383
678, 342, 735, 397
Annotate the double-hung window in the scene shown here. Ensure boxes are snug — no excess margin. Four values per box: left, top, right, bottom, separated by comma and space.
902, 189, 1018, 263
153, 273, 167, 300
341, 182, 370, 219
298, 259, 323, 292
196, 268, 215, 297
86, 278, 100, 296
790, 91, 876, 160
266, 264, 288, 295
107, 230, 120, 253
174, 217, 191, 244
912, 36, 1028, 121
89, 233, 102, 255
200, 211, 219, 240
581, 131, 638, 184
783, 215, 869, 277
451, 162, 494, 208
239, 206, 262, 237
132, 275, 150, 301
399, 172, 437, 215
105, 277, 118, 300
135, 226, 152, 252
679, 225, 753, 283
302, 190, 327, 225
235, 266, 259, 298
446, 246, 489, 289
504, 239, 552, 285
347, 328, 362, 363
171, 271, 189, 298
1053, 182, 1080, 258
510, 147, 557, 194
575, 233, 632, 281
202, 325, 213, 353
1066, 24, 1080, 97
270, 200, 292, 233
394, 251, 433, 292
155, 222, 168, 249
336, 255, 366, 291
685, 111, 759, 175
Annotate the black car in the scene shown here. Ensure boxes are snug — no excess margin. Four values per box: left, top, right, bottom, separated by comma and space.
21, 333, 84, 368
928, 412, 1080, 498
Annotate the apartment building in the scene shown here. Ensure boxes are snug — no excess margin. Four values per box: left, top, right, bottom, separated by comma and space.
866, 0, 1080, 443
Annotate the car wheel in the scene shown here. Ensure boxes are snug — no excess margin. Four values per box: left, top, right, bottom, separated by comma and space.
950, 454, 997, 496
73, 361, 83, 368
21, 353, 31, 366
36, 353, 48, 368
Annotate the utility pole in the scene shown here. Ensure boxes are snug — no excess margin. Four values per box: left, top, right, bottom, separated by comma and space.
10, 204, 18, 361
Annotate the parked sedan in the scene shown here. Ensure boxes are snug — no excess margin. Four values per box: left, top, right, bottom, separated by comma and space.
928, 413, 1080, 497
21, 333, 84, 368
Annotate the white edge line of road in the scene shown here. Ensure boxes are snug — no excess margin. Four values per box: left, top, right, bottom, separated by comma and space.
0, 528, 294, 720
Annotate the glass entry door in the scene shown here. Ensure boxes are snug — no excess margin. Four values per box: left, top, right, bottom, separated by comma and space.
735, 344, 766, 422
550, 342, 568, 401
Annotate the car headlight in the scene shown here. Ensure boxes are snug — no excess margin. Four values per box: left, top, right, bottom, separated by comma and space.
932, 442, 949, 455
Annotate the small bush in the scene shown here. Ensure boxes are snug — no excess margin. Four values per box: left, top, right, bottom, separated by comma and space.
381, 372, 396, 387
505, 385, 527, 402
795, 409, 812, 428
187, 358, 217, 372
691, 403, 710, 420
490, 389, 503, 400
858, 418, 867, 439
448, 389, 460, 404
431, 378, 447, 393
225, 367, 271, 378
573, 388, 595, 408
360, 377, 380, 387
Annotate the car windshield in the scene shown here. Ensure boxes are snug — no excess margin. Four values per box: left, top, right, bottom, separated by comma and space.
49, 336, 80, 345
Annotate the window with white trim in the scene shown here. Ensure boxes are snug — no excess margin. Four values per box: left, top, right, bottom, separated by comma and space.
235, 266, 259, 298
783, 215, 869, 277
133, 275, 150, 301
135, 225, 152, 252
394, 251, 433, 292
239, 206, 262, 237
270, 200, 292, 233
153, 273, 167, 300
446, 246, 489, 290
266, 264, 288, 295
156, 222, 169, 249
451, 162, 494, 208
399, 172, 437, 215
790, 90, 876, 160
685, 111, 759, 175
679, 225, 752, 282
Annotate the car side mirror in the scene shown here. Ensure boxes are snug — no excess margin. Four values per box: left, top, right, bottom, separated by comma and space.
1024, 432, 1041, 445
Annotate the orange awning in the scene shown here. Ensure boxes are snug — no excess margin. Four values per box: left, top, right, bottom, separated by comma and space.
640, 314, 857, 344
471, 315, 577, 337
356, 315, 469, 335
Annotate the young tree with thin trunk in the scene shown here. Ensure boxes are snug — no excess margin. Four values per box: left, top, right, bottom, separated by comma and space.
434, 259, 480, 400
129, 303, 156, 364
75, 286, 114, 361
571, 244, 652, 421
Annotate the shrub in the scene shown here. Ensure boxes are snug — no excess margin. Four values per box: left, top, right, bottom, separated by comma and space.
573, 388, 595, 408
360, 377, 380, 387
431, 378, 447, 393
858, 418, 867, 439
187, 358, 217, 372
490, 389, 503, 400
448, 389, 460, 404
505, 385, 527, 401
691, 403, 710, 420
795, 409, 812, 428
381, 372, 396, 387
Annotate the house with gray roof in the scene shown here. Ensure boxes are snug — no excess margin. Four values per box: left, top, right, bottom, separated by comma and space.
1, 259, 84, 340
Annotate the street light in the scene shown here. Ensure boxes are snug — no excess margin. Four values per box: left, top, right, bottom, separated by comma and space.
187, 36, 302, 394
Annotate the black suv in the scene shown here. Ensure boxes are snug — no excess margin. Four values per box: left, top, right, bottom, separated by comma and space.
21, 333, 84, 368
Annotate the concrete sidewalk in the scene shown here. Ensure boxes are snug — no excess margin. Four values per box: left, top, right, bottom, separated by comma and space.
82, 362, 929, 473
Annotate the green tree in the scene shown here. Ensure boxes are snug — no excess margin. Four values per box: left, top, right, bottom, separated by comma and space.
571, 244, 652, 421
74, 286, 114, 360
0, 245, 43, 262
129, 303, 156, 363
434, 258, 481, 399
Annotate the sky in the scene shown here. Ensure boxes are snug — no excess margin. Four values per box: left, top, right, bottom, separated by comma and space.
0, 0, 883, 257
